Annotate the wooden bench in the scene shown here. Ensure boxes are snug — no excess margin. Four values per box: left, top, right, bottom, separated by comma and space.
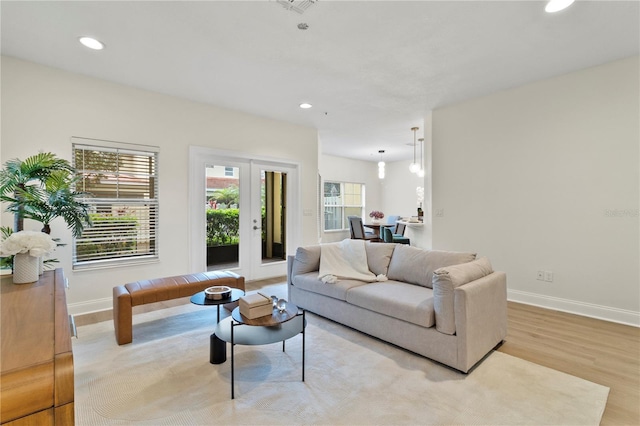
113, 270, 245, 345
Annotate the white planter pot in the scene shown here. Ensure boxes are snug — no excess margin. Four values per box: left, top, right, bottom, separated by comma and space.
13, 253, 39, 284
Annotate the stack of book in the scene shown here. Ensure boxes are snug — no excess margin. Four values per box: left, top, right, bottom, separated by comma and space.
239, 292, 273, 319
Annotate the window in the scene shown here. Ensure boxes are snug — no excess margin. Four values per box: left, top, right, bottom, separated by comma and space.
323, 181, 364, 231
224, 167, 234, 177
72, 138, 159, 269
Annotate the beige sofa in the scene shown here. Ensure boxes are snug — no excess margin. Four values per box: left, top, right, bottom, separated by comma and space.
287, 242, 507, 373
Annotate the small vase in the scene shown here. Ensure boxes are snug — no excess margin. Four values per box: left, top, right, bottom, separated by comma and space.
13, 253, 39, 284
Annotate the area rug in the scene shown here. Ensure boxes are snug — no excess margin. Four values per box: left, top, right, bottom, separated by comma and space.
73, 284, 609, 425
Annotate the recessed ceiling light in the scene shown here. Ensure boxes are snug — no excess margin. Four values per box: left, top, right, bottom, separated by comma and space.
545, 0, 575, 13
79, 36, 105, 50
299, 103, 313, 109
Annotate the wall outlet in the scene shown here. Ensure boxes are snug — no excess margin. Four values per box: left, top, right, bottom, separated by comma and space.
435, 209, 444, 217
536, 271, 545, 281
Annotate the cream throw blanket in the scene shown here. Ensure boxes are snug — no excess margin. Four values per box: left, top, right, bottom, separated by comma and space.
319, 239, 387, 283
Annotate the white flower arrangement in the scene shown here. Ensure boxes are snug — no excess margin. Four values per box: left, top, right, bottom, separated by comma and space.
0, 230, 57, 257
416, 186, 424, 207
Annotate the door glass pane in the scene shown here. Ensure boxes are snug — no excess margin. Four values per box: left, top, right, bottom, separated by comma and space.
261, 170, 286, 264
206, 165, 239, 270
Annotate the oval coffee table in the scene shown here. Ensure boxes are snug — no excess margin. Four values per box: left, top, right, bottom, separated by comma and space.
215, 303, 306, 399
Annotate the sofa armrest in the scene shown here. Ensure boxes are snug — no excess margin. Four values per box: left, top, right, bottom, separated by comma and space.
453, 271, 507, 372
287, 255, 295, 286
287, 255, 296, 303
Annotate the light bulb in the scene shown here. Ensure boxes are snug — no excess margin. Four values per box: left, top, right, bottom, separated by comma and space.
545, 0, 575, 13
79, 36, 105, 50
409, 163, 420, 173
417, 168, 425, 178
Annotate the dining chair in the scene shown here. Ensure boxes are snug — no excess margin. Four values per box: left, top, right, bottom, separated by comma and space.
386, 215, 401, 226
348, 216, 378, 241
383, 227, 410, 245
394, 222, 406, 236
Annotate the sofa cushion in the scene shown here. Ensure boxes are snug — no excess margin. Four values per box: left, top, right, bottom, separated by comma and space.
432, 256, 494, 335
345, 281, 435, 328
386, 245, 476, 288
365, 242, 396, 276
293, 272, 368, 301
291, 245, 321, 277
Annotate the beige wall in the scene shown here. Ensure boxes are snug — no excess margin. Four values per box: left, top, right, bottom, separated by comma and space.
1, 56, 318, 314
432, 56, 639, 325
3, 55, 638, 325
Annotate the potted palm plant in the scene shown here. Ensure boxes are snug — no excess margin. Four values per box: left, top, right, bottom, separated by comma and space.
0, 152, 92, 236
0, 152, 92, 273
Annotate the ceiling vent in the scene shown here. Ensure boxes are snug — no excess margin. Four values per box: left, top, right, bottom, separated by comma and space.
276, 0, 317, 15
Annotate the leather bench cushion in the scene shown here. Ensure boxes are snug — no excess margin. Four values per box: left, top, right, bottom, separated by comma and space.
292, 272, 368, 301
345, 281, 435, 328
125, 271, 242, 306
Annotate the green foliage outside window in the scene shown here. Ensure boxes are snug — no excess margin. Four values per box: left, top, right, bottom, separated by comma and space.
75, 214, 138, 259
207, 208, 239, 246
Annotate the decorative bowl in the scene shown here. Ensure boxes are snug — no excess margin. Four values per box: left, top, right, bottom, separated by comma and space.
204, 286, 232, 300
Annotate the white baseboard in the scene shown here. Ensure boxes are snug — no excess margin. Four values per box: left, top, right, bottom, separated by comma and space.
72, 290, 640, 327
508, 289, 640, 327
68, 297, 112, 316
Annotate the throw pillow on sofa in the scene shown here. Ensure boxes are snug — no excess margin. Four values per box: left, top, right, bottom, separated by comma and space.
386, 245, 476, 288
432, 256, 494, 335
291, 246, 321, 276
365, 242, 396, 276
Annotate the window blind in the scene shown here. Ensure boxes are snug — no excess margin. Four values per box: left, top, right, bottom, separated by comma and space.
72, 138, 159, 268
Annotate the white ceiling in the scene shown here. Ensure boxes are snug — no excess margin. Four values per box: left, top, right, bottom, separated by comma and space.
1, 0, 638, 162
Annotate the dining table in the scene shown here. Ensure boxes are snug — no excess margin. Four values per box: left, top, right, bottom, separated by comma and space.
364, 222, 394, 240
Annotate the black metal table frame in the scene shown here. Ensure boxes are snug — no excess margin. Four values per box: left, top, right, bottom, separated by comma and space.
189, 288, 245, 364
229, 309, 305, 399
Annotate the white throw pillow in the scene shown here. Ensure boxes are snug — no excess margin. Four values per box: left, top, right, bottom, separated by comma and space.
365, 242, 396, 276
291, 246, 321, 277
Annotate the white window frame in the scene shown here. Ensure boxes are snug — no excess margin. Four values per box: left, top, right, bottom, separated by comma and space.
71, 137, 160, 270
323, 181, 365, 232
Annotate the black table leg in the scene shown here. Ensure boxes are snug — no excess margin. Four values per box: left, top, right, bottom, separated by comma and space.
210, 333, 226, 364
231, 321, 235, 399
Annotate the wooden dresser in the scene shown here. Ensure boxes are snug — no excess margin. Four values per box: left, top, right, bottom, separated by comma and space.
1, 269, 75, 425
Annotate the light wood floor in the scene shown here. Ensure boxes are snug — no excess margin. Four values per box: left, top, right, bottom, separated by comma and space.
498, 302, 640, 425
77, 278, 639, 425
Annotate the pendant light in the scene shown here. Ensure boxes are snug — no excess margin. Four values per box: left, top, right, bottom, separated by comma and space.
417, 138, 425, 177
378, 150, 385, 179
409, 127, 420, 173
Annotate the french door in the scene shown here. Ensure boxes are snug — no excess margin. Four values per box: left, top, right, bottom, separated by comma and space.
189, 147, 300, 281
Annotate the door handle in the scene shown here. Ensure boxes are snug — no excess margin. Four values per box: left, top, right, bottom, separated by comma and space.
253, 226, 261, 230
